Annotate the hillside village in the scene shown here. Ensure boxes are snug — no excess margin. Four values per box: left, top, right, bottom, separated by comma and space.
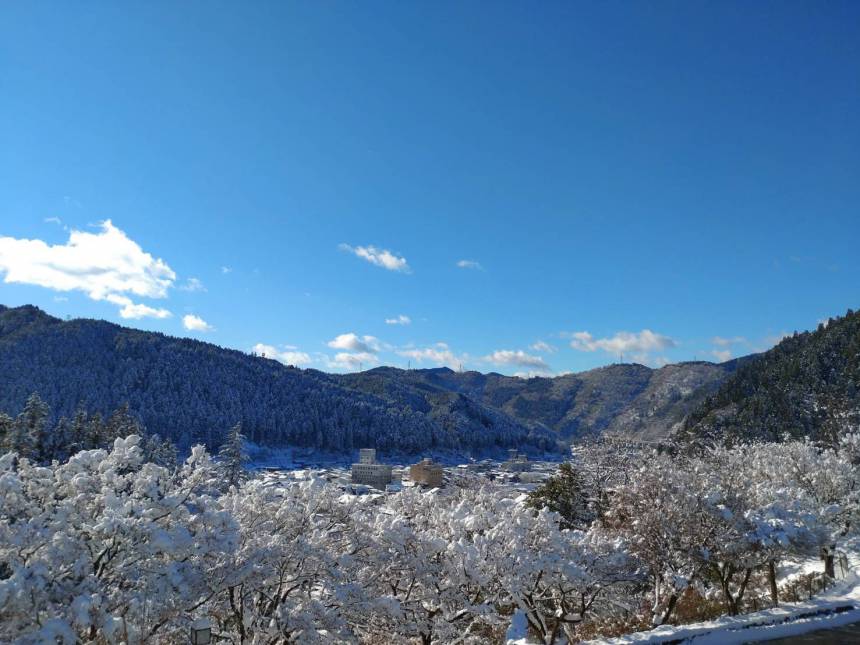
260, 447, 557, 498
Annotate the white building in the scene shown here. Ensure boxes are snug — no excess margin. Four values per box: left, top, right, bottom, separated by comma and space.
351, 448, 393, 489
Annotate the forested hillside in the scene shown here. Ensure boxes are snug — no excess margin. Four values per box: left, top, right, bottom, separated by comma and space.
683, 307, 860, 445
0, 305, 551, 453
339, 359, 737, 441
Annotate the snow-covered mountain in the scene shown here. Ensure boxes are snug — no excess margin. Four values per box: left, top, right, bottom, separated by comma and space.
0, 304, 556, 453
683, 307, 860, 445
0, 304, 737, 453
337, 360, 741, 443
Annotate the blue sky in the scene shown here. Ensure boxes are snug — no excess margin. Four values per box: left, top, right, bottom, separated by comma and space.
1, 1, 858, 375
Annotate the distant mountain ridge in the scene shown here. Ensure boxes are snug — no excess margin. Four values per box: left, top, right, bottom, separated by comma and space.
0, 304, 737, 453
337, 360, 740, 442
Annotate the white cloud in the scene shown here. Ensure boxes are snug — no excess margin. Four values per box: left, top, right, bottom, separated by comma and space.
178, 277, 206, 292
221, 266, 232, 274
529, 340, 557, 354
0, 220, 175, 319
484, 349, 550, 372
397, 342, 464, 369
252, 343, 312, 366
711, 349, 732, 362
44, 216, 62, 226
327, 351, 378, 371
712, 336, 746, 347
569, 329, 676, 354
182, 314, 213, 331
385, 314, 411, 325
108, 295, 172, 320
339, 244, 410, 273
709, 335, 748, 363
456, 259, 483, 270
327, 332, 380, 353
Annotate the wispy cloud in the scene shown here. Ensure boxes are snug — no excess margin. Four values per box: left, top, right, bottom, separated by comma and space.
182, 314, 213, 332
456, 259, 483, 271
751, 331, 791, 353
484, 349, 551, 372
0, 220, 175, 319
178, 277, 206, 292
708, 335, 746, 362
327, 351, 378, 371
711, 335, 746, 347
327, 332, 380, 353
252, 342, 312, 366
385, 314, 411, 325
530, 340, 557, 354
569, 329, 676, 355
339, 243, 410, 273
397, 342, 465, 369
221, 266, 232, 274
711, 349, 732, 362
44, 216, 63, 226
108, 295, 172, 320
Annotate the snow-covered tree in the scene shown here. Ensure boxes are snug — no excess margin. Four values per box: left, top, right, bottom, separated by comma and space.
1, 429, 857, 643
526, 461, 593, 529
217, 423, 248, 490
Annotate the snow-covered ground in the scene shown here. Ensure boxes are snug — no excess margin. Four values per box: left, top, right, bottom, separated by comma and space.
576, 550, 860, 645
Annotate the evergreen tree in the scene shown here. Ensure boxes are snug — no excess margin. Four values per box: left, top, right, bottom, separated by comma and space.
105, 403, 141, 444
154, 437, 179, 471
69, 407, 89, 453
0, 412, 13, 453
14, 393, 49, 461
49, 417, 73, 463
526, 461, 592, 530
218, 423, 248, 490
87, 412, 106, 449
143, 433, 179, 470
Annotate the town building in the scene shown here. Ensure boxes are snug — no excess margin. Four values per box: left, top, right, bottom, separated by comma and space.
409, 457, 444, 488
502, 449, 532, 472
350, 448, 393, 489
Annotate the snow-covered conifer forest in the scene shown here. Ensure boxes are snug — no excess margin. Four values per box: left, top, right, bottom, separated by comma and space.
1, 426, 858, 644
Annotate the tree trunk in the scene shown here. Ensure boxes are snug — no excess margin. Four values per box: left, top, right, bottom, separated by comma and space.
768, 560, 779, 607
659, 593, 679, 625
719, 565, 751, 616
718, 565, 737, 616
733, 568, 752, 614
650, 576, 661, 625
824, 552, 836, 579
